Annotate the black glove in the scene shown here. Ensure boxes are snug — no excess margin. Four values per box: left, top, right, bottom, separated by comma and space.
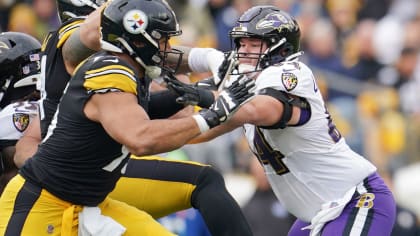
164, 74, 215, 108
195, 77, 218, 91
216, 51, 238, 89
199, 75, 255, 128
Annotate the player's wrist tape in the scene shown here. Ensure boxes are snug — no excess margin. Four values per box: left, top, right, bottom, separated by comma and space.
193, 114, 210, 133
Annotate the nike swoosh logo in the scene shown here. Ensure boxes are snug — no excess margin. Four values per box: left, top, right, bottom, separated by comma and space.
220, 102, 228, 121
213, 101, 219, 111
93, 56, 101, 62
104, 58, 119, 63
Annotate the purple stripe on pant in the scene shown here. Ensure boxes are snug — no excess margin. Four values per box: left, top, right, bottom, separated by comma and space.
288, 172, 396, 236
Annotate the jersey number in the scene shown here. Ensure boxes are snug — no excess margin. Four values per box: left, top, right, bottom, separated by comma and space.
252, 127, 289, 175
325, 105, 342, 143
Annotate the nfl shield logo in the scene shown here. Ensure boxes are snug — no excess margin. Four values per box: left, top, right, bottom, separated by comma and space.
13, 113, 30, 132
281, 72, 298, 91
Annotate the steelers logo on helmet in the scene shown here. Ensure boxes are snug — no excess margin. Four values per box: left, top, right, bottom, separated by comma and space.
123, 10, 148, 35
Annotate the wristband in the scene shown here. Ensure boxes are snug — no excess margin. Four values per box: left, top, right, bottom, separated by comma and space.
192, 114, 210, 133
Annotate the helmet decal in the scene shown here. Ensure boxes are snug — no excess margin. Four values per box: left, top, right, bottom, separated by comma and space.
29, 53, 40, 62
123, 10, 148, 34
256, 13, 295, 32
70, 0, 86, 7
0, 41, 9, 50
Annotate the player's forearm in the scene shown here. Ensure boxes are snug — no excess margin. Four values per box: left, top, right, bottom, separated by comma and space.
127, 117, 202, 156
171, 45, 192, 73
14, 136, 40, 168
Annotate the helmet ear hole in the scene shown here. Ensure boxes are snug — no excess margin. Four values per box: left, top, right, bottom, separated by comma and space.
280, 43, 294, 57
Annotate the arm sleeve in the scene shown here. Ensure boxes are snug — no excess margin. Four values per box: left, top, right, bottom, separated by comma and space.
188, 48, 224, 73
148, 90, 185, 119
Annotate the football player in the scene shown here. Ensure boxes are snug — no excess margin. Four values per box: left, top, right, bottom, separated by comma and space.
13, 0, 253, 235
2, 0, 254, 235
0, 32, 41, 195
178, 5, 397, 236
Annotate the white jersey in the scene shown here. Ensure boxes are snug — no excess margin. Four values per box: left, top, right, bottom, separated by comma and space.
0, 101, 38, 142
243, 61, 376, 222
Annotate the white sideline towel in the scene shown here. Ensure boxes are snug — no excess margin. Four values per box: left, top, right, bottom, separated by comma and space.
78, 206, 126, 236
302, 186, 357, 236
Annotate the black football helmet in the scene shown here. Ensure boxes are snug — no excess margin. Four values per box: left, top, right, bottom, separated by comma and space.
0, 32, 41, 109
100, 0, 183, 78
56, 0, 107, 22
229, 5, 301, 72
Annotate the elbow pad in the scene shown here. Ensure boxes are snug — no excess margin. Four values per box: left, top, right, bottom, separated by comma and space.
257, 88, 310, 129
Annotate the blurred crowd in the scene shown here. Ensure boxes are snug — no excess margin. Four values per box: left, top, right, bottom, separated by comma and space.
1, 0, 420, 235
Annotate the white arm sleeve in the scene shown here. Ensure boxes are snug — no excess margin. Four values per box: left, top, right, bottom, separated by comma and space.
188, 47, 224, 75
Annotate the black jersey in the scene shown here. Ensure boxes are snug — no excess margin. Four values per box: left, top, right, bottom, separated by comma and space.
20, 51, 150, 205
39, 18, 84, 139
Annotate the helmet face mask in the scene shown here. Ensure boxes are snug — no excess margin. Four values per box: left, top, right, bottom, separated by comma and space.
0, 32, 41, 108
100, 0, 182, 78
229, 6, 301, 74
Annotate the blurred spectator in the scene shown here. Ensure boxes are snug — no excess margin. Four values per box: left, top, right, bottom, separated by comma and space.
242, 158, 296, 236
403, 17, 420, 49
342, 19, 385, 82
302, 18, 352, 100
357, 88, 407, 169
7, 3, 39, 37
324, 0, 361, 50
392, 205, 420, 236
32, 0, 60, 32
357, 0, 391, 20
207, 0, 252, 51
388, 0, 419, 22
302, 18, 345, 75
393, 162, 420, 220
293, 0, 323, 48
398, 61, 420, 116
6, 0, 59, 40
168, 0, 216, 48
381, 169, 420, 236
372, 15, 405, 66
0, 0, 20, 31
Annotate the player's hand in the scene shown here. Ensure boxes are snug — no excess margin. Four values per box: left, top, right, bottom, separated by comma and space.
195, 77, 218, 91
199, 75, 255, 128
216, 51, 238, 90
164, 74, 215, 108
